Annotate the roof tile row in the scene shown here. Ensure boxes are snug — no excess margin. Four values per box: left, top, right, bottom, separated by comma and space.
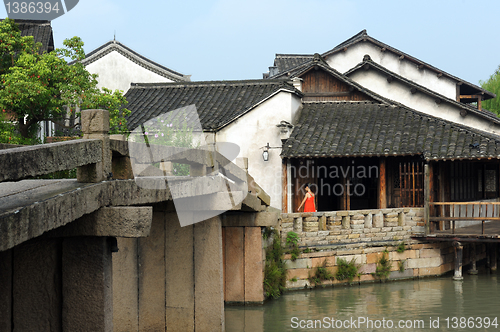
282, 102, 500, 161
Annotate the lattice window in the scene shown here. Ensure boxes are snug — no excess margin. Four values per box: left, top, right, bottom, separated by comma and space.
485, 170, 497, 192
399, 161, 424, 207
451, 162, 476, 201
393, 170, 400, 189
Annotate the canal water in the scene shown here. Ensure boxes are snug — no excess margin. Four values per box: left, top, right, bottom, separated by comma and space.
225, 270, 500, 331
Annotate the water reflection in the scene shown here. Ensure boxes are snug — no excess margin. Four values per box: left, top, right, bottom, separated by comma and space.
225, 271, 500, 331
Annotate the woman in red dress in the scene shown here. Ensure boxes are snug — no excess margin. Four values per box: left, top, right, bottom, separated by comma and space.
298, 184, 316, 212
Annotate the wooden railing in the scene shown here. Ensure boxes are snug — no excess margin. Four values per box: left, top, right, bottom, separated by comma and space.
428, 202, 500, 235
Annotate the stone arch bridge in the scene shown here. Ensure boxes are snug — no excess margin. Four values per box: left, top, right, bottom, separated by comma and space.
0, 109, 278, 331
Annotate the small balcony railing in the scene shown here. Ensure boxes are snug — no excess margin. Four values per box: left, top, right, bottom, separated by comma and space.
428, 202, 500, 235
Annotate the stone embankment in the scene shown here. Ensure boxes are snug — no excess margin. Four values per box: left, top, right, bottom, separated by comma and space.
278, 209, 485, 290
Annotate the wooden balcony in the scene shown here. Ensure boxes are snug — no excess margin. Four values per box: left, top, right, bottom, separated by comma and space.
428, 202, 500, 238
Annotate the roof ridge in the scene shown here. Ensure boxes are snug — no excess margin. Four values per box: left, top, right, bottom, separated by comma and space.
275, 54, 313, 58
81, 40, 188, 80
125, 77, 302, 132
321, 31, 495, 99
323, 29, 368, 54
279, 59, 396, 106
344, 57, 500, 125
2, 19, 51, 25
130, 79, 292, 88
303, 100, 379, 104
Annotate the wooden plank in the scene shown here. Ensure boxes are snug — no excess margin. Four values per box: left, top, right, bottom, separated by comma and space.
459, 94, 482, 99
430, 202, 500, 206
304, 92, 352, 97
429, 217, 500, 221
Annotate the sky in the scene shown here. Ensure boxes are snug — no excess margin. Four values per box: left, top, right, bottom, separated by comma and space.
1, 0, 499, 86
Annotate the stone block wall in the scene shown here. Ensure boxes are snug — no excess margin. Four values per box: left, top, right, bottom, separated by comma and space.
285, 242, 487, 290
223, 226, 265, 304
280, 208, 425, 247
113, 207, 225, 332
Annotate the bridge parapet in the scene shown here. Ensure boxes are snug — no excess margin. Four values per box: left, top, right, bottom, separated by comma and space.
0, 139, 102, 182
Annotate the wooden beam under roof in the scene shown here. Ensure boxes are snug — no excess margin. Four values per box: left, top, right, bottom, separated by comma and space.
460, 94, 483, 110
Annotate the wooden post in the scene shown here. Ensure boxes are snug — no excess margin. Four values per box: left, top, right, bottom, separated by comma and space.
438, 162, 445, 230
491, 243, 498, 272
378, 158, 387, 209
341, 159, 350, 210
453, 241, 464, 281
424, 164, 431, 235
468, 244, 478, 275
282, 160, 288, 213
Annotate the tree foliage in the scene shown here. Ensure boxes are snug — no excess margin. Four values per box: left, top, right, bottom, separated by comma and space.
480, 66, 500, 116
0, 18, 130, 142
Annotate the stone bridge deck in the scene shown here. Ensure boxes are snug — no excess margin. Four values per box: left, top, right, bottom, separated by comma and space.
0, 174, 261, 252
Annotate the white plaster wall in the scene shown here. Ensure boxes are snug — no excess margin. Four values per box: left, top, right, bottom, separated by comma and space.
348, 69, 500, 134
215, 92, 302, 209
86, 51, 174, 93
326, 43, 457, 100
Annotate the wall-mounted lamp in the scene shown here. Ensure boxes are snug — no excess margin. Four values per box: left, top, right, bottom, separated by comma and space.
262, 142, 281, 162
262, 148, 269, 161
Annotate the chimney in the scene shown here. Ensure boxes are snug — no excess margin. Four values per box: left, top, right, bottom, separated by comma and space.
292, 77, 302, 91
277, 121, 294, 141
269, 66, 279, 77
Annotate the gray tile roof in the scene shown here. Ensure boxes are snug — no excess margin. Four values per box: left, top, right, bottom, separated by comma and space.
267, 30, 495, 100
344, 56, 500, 126
282, 101, 500, 161
270, 54, 396, 105
271, 54, 313, 77
6, 19, 54, 53
125, 80, 302, 131
322, 30, 495, 100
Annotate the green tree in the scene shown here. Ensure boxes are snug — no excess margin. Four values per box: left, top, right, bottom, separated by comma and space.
0, 109, 21, 144
0, 18, 130, 142
480, 66, 500, 116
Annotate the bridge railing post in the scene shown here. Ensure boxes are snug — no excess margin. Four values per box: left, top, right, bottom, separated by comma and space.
77, 109, 112, 183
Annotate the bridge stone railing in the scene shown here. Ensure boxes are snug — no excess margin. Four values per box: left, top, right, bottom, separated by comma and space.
0, 109, 257, 191
0, 138, 103, 182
